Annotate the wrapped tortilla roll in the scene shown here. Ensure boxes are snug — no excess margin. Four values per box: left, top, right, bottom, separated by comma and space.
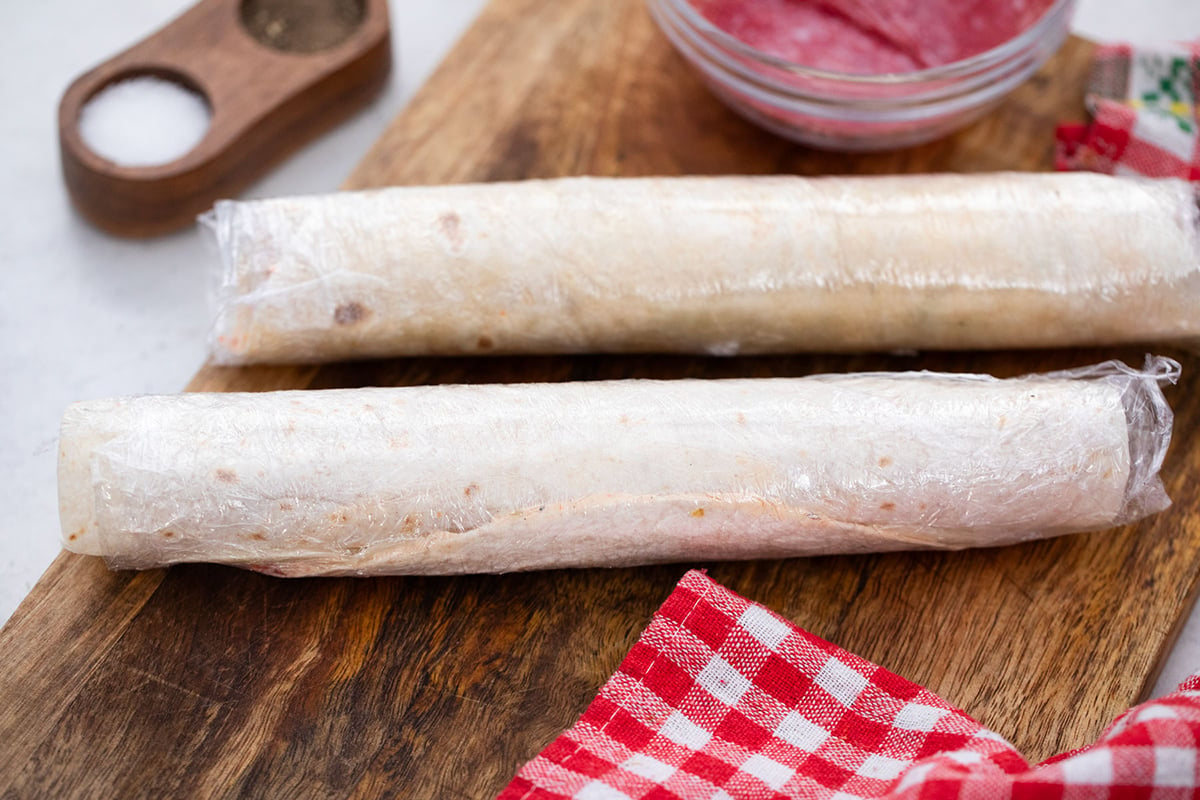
58, 358, 1176, 576
205, 172, 1200, 365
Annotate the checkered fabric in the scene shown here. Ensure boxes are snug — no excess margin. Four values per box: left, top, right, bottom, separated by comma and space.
1056, 40, 1200, 179
498, 570, 1200, 800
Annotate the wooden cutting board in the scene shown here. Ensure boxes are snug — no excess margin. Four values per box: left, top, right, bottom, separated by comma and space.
5, 0, 1200, 796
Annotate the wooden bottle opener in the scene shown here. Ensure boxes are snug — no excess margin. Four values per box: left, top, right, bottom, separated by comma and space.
58, 0, 391, 238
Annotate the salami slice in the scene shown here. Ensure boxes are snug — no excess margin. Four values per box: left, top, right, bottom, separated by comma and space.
690, 0, 1056, 73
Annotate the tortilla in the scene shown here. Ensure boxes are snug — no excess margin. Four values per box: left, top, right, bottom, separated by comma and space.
205, 173, 1200, 365
57, 361, 1175, 576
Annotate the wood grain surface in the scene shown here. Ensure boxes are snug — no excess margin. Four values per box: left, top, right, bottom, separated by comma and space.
6, 0, 1200, 796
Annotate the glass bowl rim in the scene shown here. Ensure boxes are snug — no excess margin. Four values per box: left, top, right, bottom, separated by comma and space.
655, 0, 1077, 84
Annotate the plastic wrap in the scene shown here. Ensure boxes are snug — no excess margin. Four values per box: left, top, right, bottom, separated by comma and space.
57, 358, 1177, 576
204, 172, 1200, 365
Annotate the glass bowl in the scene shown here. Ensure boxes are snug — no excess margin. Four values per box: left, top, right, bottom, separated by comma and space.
646, 0, 1077, 151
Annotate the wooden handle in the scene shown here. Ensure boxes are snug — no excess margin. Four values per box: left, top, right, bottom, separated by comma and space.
58, 0, 391, 238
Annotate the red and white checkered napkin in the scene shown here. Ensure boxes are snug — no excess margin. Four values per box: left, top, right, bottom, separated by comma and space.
498, 570, 1200, 800
1056, 40, 1200, 179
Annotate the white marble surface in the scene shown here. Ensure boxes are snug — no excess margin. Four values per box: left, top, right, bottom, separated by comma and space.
2, 0, 1197, 704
